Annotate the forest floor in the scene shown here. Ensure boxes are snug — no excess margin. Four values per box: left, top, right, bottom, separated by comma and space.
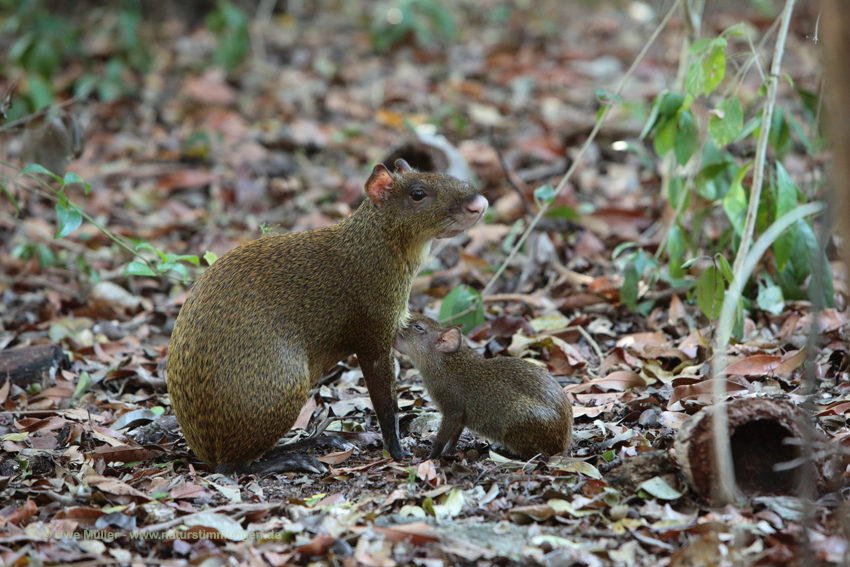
1, 1, 848, 566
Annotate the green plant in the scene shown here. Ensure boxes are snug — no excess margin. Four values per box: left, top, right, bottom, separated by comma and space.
371, 0, 456, 53
3, 162, 208, 283
206, 0, 250, 69
2, 0, 149, 112
439, 284, 484, 333
638, 15, 829, 329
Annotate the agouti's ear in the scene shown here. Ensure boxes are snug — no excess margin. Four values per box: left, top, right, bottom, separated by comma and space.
365, 163, 394, 205
437, 328, 462, 353
394, 159, 412, 174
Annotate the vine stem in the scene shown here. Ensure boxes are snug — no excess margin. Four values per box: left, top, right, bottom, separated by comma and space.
730, 0, 796, 278
709, 200, 823, 505
709, 0, 796, 507
653, 0, 703, 261
478, 0, 682, 299
1, 161, 186, 282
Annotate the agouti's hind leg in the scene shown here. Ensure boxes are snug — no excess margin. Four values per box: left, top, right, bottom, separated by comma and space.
231, 454, 327, 476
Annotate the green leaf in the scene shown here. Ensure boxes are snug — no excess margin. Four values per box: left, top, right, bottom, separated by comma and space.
439, 285, 484, 333
735, 115, 761, 144
533, 184, 555, 207
696, 265, 725, 320
666, 176, 686, 209
637, 476, 685, 500
688, 37, 714, 55
204, 251, 219, 265
62, 172, 88, 190
157, 261, 189, 280
54, 204, 82, 238
612, 242, 639, 262
501, 219, 525, 254
768, 107, 791, 154
708, 97, 743, 147
667, 225, 686, 279
702, 39, 727, 95
686, 60, 705, 98
135, 242, 168, 261
620, 265, 639, 310
73, 371, 92, 399
596, 88, 622, 105
125, 261, 158, 277
717, 254, 734, 284
660, 92, 684, 118
675, 110, 699, 165
653, 116, 677, 157
695, 162, 732, 201
757, 279, 785, 315
166, 254, 201, 267
0, 181, 20, 216
779, 222, 834, 308
21, 163, 63, 183
722, 162, 752, 237
545, 205, 579, 221
773, 163, 798, 272
27, 73, 54, 110
639, 92, 665, 140
785, 110, 814, 154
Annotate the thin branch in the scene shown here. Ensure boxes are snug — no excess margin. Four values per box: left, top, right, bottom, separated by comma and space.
479, 0, 683, 299
493, 142, 534, 216
730, 0, 796, 279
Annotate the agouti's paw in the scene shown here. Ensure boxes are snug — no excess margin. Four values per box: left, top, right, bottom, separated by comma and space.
386, 444, 411, 462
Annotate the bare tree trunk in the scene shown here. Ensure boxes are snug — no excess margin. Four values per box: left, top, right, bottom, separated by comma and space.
819, 1, 850, 267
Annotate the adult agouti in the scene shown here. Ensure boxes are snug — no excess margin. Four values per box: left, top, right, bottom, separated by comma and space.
167, 160, 488, 474
394, 314, 573, 460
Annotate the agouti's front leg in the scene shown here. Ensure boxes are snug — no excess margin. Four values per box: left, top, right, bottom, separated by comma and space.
360, 350, 409, 461
430, 416, 465, 460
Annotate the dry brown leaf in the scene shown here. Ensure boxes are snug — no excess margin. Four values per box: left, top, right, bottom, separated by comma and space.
616, 331, 668, 352
418, 460, 438, 485
724, 355, 781, 376
317, 447, 354, 465
87, 445, 156, 464
171, 483, 210, 500
2, 499, 37, 526
566, 370, 645, 393
774, 349, 806, 375
86, 475, 151, 501
667, 379, 749, 410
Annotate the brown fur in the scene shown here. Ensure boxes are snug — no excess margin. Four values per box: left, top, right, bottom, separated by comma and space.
395, 315, 573, 460
167, 163, 487, 472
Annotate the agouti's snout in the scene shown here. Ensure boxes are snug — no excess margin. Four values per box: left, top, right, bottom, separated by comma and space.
438, 193, 488, 239
466, 194, 488, 218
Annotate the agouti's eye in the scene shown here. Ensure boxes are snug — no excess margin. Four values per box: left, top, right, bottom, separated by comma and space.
412, 323, 424, 332
409, 189, 427, 202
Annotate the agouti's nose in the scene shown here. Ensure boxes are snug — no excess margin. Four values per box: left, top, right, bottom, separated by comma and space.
466, 194, 488, 217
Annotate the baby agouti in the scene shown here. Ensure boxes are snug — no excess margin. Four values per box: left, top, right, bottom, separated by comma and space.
167, 160, 488, 474
394, 315, 573, 460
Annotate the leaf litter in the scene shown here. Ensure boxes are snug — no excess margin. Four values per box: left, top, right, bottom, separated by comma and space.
0, 1, 847, 566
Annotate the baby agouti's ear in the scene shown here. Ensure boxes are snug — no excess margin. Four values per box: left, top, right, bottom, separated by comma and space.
437, 328, 463, 353
394, 159, 412, 174
365, 163, 394, 205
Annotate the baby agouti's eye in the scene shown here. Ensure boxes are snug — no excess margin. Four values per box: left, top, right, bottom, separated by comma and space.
412, 323, 424, 332
409, 188, 427, 202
